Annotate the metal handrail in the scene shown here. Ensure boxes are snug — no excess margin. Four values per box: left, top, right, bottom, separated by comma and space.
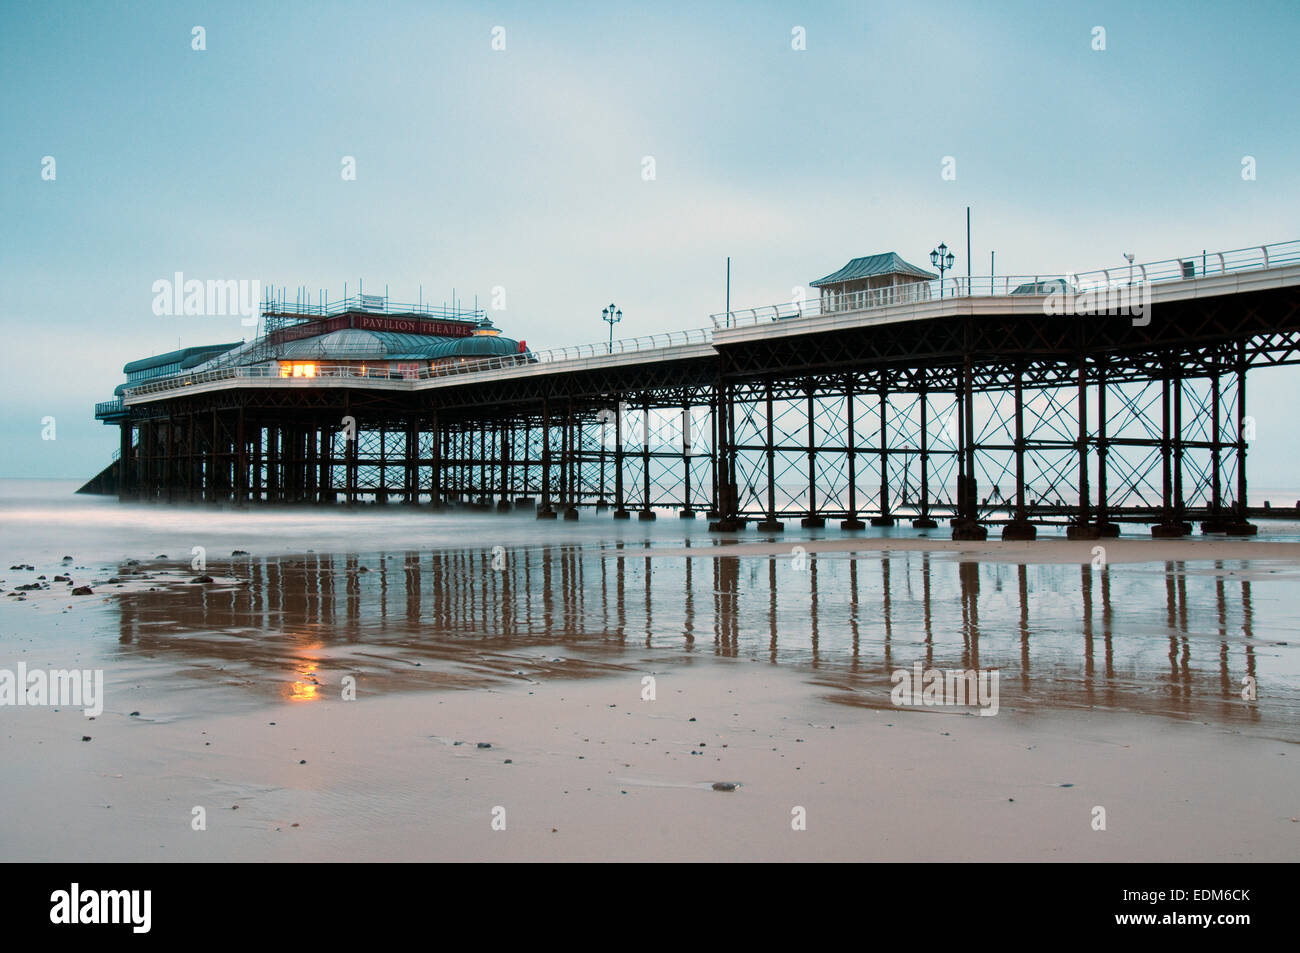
711, 239, 1300, 329
123, 326, 716, 399
122, 239, 1299, 401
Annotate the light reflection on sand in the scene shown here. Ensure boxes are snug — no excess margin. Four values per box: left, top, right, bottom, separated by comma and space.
90, 544, 1300, 739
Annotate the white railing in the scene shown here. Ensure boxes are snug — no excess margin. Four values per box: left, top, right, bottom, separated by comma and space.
123, 239, 1300, 400
711, 239, 1300, 329
124, 326, 715, 399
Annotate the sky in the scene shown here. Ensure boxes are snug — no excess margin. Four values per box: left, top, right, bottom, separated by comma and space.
2, 0, 1298, 482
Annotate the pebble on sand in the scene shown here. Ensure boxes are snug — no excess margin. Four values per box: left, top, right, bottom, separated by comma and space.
711, 782, 738, 792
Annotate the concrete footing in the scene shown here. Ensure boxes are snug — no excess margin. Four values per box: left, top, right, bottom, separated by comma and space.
1002, 520, 1037, 541
951, 519, 988, 541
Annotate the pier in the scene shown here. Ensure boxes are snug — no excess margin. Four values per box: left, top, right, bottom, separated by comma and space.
91, 240, 1300, 540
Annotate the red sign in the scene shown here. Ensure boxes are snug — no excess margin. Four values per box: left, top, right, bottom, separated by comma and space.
268, 312, 475, 345
354, 314, 473, 336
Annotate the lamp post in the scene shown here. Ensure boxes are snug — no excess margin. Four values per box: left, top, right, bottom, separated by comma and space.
930, 243, 956, 297
1123, 252, 1135, 286
602, 303, 622, 354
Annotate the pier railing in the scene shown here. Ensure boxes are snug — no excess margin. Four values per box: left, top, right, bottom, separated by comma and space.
711, 239, 1300, 328
122, 239, 1300, 401
123, 326, 715, 399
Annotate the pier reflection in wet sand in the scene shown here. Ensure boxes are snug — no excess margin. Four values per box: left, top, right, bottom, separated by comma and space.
110, 545, 1299, 737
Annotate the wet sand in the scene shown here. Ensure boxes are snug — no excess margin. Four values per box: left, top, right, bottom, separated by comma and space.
4, 659, 1296, 862
3, 490, 1299, 861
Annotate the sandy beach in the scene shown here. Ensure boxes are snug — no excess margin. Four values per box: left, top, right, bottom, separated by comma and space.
2, 490, 1297, 862
4, 656, 1296, 862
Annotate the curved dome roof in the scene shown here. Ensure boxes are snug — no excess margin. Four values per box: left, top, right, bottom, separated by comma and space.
425, 335, 522, 359
272, 329, 522, 360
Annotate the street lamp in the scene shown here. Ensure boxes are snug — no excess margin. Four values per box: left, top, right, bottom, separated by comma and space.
930, 243, 956, 297
1123, 252, 1135, 286
602, 302, 622, 354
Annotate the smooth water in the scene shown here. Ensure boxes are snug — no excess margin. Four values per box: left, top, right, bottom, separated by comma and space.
3, 479, 1298, 738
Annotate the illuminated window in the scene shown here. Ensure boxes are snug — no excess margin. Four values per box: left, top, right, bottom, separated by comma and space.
279, 362, 318, 378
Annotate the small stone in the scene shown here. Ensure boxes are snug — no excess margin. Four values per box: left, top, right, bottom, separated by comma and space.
232, 550, 249, 556
193, 575, 215, 584
129, 711, 140, 717
711, 782, 738, 792
299, 759, 307, 764
476, 742, 492, 749
72, 586, 93, 596
81, 736, 91, 742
